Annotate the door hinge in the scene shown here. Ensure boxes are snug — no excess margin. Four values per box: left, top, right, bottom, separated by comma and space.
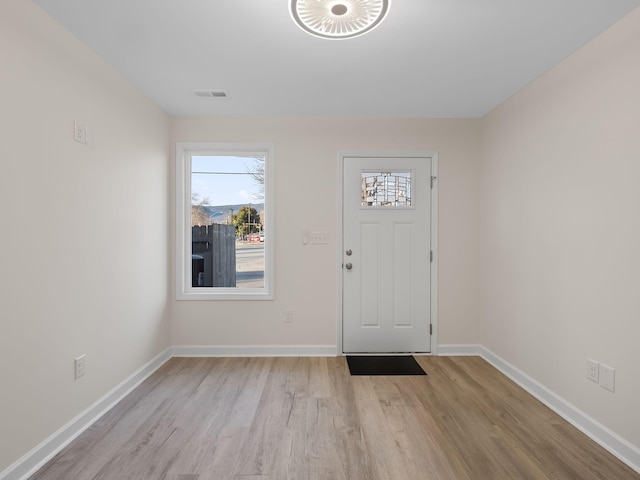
430, 324, 433, 335
430, 176, 437, 189
430, 250, 433, 263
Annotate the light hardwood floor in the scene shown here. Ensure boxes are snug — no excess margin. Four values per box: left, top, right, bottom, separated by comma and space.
29, 356, 639, 480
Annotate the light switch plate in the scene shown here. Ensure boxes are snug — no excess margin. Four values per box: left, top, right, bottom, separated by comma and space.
311, 231, 329, 244
85, 125, 95, 148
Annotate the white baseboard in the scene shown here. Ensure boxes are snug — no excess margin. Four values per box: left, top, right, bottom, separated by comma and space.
0, 348, 172, 480
475, 345, 640, 475
5, 343, 638, 478
172, 344, 338, 357
437, 344, 484, 356
2, 344, 336, 480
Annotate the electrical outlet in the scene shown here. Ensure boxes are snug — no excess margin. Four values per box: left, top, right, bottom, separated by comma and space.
587, 359, 599, 383
599, 364, 615, 393
74, 120, 86, 144
75, 355, 86, 379
284, 308, 294, 323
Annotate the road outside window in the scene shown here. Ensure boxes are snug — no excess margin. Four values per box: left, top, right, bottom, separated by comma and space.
176, 144, 273, 300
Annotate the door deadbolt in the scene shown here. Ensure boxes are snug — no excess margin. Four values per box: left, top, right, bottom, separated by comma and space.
345, 249, 352, 256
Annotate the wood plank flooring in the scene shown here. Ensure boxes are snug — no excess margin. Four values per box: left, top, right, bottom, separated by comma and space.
29, 356, 639, 480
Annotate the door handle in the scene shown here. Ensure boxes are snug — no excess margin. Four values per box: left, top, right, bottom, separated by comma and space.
345, 263, 353, 270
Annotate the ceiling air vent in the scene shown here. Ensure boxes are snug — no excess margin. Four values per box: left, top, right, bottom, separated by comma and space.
194, 90, 229, 98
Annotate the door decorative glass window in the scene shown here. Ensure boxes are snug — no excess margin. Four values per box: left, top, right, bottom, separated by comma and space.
361, 171, 412, 206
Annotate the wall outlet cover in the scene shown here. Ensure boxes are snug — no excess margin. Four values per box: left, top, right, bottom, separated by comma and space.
599, 363, 615, 393
74, 120, 86, 143
587, 359, 599, 383
75, 354, 86, 379
284, 308, 294, 323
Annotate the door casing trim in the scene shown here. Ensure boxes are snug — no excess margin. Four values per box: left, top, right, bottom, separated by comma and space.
336, 151, 439, 355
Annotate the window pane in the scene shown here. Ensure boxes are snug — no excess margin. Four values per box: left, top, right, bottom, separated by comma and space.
361, 171, 412, 206
191, 155, 265, 289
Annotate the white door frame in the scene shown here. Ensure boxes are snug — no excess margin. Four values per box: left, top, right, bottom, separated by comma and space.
336, 151, 438, 355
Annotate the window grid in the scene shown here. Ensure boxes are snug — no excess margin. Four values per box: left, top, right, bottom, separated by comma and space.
361, 172, 412, 207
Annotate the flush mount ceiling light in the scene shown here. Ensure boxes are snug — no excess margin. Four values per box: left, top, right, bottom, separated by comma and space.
290, 0, 390, 40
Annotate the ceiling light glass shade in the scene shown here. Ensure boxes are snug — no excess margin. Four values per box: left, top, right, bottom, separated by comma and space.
290, 0, 390, 39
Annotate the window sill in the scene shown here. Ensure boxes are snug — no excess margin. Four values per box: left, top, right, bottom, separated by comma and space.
176, 289, 274, 301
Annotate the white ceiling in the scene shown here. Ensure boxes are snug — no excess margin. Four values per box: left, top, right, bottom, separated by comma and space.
33, 0, 640, 118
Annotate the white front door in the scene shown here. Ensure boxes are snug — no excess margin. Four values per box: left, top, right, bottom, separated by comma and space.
342, 156, 432, 353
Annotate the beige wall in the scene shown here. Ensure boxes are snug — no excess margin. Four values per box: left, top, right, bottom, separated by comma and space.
7, 0, 640, 473
480, 7, 640, 447
0, 1, 171, 473
170, 117, 482, 348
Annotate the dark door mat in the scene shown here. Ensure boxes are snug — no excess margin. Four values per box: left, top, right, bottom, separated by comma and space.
346, 355, 427, 376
